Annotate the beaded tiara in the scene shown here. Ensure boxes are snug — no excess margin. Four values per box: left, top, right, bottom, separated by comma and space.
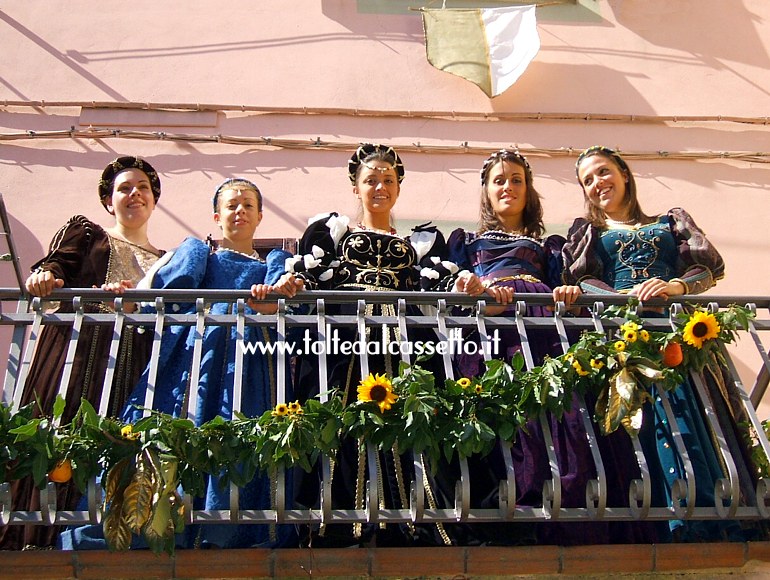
480, 149, 531, 186
212, 178, 262, 212
348, 143, 405, 184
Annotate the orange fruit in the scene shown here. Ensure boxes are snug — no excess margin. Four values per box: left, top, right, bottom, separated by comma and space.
48, 459, 73, 483
662, 342, 683, 368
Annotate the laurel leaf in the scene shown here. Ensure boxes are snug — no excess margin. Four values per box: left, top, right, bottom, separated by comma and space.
122, 450, 157, 534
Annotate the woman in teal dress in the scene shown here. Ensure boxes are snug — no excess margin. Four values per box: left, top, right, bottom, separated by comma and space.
562, 145, 751, 541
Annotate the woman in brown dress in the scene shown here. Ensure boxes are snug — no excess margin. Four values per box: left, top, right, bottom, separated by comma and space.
1, 156, 164, 550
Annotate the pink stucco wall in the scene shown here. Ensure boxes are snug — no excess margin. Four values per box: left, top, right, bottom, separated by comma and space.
1, 1, 769, 408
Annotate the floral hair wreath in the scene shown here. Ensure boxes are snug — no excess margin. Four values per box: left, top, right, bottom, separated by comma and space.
212, 178, 262, 212
575, 145, 631, 178
98, 156, 162, 212
480, 149, 532, 186
347, 143, 405, 185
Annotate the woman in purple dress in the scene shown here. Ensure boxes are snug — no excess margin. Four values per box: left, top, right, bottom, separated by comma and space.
445, 149, 604, 545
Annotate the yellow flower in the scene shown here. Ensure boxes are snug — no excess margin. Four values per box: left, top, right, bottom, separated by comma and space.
357, 373, 398, 412
682, 311, 721, 349
639, 330, 650, 342
121, 425, 140, 440
590, 359, 604, 370
614, 340, 626, 352
272, 403, 289, 416
572, 360, 590, 376
620, 321, 640, 333
288, 400, 302, 414
457, 378, 472, 389
474, 384, 483, 394
623, 329, 638, 343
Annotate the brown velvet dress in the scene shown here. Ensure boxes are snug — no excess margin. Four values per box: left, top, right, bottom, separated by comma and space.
0, 215, 162, 550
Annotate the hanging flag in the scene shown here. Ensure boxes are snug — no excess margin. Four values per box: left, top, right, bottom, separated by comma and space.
421, 5, 540, 98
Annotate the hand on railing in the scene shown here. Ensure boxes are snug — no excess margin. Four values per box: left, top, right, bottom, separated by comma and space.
101, 280, 138, 313
25, 269, 64, 297
248, 273, 305, 313
629, 277, 686, 302
552, 284, 582, 311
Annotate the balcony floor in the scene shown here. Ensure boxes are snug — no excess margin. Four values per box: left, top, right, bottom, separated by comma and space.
3, 542, 770, 579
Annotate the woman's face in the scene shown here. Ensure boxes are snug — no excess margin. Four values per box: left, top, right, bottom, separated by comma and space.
354, 161, 400, 217
577, 154, 628, 217
214, 187, 262, 243
106, 169, 156, 226
485, 160, 528, 221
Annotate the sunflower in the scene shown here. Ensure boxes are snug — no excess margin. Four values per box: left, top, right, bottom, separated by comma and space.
639, 330, 650, 342
457, 377, 472, 389
357, 373, 398, 412
474, 384, 483, 394
682, 311, 721, 349
121, 425, 140, 440
572, 360, 590, 376
620, 321, 640, 333
272, 403, 289, 416
623, 329, 638, 343
590, 359, 605, 370
614, 340, 626, 352
288, 400, 302, 414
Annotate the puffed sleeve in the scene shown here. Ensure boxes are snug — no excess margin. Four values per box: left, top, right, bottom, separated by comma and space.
264, 248, 291, 285
149, 238, 210, 290
543, 234, 567, 290
285, 212, 349, 290
408, 223, 465, 291
447, 228, 471, 271
667, 207, 725, 294
30, 215, 96, 285
561, 218, 616, 294
136, 237, 209, 314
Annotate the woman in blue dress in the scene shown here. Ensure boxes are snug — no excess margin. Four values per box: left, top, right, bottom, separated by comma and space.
563, 145, 751, 541
62, 178, 298, 550
445, 149, 605, 545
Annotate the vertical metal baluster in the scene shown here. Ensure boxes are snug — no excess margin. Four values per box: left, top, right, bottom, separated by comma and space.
316, 299, 332, 527
274, 299, 287, 524
553, 301, 607, 519
229, 298, 246, 524
186, 298, 206, 420
12, 297, 43, 411
436, 299, 469, 521
142, 297, 165, 417
476, 300, 517, 519
746, 304, 770, 409
591, 302, 651, 518
715, 304, 770, 517
2, 298, 28, 406
399, 298, 425, 523
98, 297, 125, 416
53, 297, 84, 425
515, 300, 562, 519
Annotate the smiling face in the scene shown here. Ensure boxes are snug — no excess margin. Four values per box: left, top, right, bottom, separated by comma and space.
213, 187, 262, 244
485, 159, 528, 223
577, 153, 630, 219
105, 168, 156, 227
353, 160, 400, 218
